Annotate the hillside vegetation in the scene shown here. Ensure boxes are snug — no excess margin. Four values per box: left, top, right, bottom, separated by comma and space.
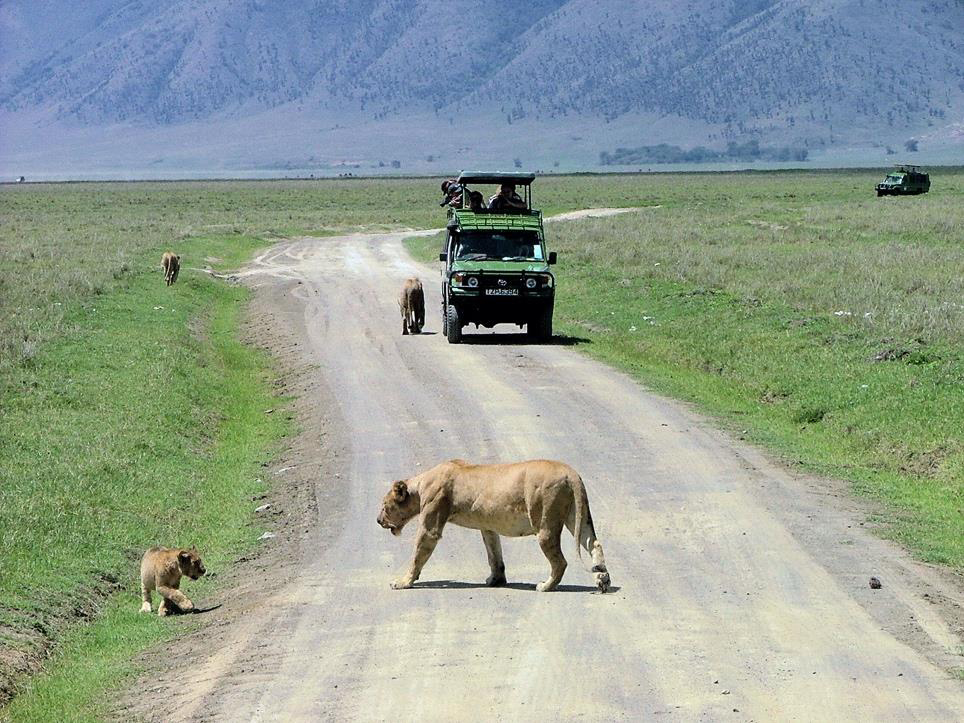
1, 0, 961, 153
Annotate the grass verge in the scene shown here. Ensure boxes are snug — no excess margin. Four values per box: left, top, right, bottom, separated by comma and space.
0, 235, 288, 720
406, 168, 964, 568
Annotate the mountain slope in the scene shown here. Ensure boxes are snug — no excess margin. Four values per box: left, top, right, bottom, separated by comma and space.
0, 0, 961, 174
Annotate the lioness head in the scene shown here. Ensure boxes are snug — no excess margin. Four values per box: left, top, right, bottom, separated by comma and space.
177, 547, 206, 580
377, 480, 419, 536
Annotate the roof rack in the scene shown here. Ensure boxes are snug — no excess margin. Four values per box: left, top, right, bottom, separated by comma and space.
451, 210, 543, 233
457, 171, 536, 185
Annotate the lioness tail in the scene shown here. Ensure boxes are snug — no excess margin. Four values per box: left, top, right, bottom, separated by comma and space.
570, 475, 610, 592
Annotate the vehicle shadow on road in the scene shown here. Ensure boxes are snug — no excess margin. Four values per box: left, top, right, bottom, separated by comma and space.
460, 334, 591, 347
415, 579, 617, 593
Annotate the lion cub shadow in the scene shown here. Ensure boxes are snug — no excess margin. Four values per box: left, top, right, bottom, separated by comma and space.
165, 602, 223, 616
415, 580, 619, 594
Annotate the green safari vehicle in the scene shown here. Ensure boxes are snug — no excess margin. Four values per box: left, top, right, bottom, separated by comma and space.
439, 171, 557, 343
876, 165, 930, 196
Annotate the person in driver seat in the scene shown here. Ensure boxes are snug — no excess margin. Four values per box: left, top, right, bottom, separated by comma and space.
488, 184, 527, 212
456, 237, 482, 259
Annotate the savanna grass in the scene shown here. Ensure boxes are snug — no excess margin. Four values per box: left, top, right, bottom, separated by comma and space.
0, 176, 641, 378
407, 168, 964, 566
2, 169, 961, 717
0, 235, 286, 716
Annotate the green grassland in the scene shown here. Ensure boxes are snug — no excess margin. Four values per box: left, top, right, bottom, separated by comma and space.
0, 235, 290, 719
406, 168, 964, 567
0, 176, 642, 381
1, 170, 961, 718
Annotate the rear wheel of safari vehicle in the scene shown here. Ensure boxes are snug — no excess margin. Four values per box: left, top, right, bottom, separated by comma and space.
446, 304, 462, 344
528, 305, 553, 342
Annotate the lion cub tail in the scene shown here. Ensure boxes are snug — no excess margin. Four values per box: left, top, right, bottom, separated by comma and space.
570, 475, 611, 592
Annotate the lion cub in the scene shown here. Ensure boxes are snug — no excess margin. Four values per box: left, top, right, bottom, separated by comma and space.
161, 251, 181, 286
398, 277, 425, 335
139, 546, 205, 616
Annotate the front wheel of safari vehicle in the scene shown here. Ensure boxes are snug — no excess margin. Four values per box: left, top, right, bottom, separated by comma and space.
528, 305, 553, 342
446, 304, 462, 344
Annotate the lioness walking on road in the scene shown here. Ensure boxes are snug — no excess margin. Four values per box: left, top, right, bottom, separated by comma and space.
162, 251, 180, 286
377, 459, 611, 592
398, 277, 425, 335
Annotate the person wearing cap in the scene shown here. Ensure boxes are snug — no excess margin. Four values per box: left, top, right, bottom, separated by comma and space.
440, 179, 465, 208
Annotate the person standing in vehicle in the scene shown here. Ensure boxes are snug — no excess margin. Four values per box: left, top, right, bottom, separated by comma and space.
440, 179, 465, 207
488, 183, 526, 211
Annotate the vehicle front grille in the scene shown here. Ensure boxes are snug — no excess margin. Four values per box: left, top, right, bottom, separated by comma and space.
479, 274, 523, 290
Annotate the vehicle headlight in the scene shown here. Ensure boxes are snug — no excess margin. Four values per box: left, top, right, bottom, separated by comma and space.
467, 276, 479, 288
526, 277, 538, 289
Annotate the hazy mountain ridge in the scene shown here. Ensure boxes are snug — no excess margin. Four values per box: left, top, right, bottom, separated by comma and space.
0, 0, 961, 175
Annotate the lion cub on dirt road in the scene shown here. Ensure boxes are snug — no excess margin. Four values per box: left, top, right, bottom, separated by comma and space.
161, 251, 181, 286
378, 459, 611, 592
398, 277, 425, 335
139, 546, 205, 616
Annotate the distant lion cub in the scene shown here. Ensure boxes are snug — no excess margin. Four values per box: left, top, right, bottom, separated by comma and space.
162, 251, 181, 286
140, 546, 205, 616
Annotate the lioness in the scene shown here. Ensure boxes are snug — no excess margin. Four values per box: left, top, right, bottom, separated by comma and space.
398, 277, 425, 335
377, 459, 611, 592
139, 546, 205, 616
162, 251, 180, 286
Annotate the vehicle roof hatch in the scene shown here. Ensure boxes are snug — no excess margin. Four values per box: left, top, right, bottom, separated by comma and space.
457, 171, 536, 186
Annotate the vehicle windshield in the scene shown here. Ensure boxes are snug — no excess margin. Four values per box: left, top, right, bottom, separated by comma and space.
886, 174, 904, 183
454, 231, 543, 261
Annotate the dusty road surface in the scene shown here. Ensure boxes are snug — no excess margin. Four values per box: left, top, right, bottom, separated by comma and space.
127, 225, 964, 721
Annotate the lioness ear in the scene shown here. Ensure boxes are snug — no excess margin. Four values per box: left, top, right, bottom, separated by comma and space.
392, 480, 408, 502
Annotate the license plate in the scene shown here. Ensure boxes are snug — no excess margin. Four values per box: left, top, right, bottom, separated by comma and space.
485, 288, 518, 296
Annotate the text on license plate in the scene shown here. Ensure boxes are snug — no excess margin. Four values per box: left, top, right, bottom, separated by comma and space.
485, 288, 519, 296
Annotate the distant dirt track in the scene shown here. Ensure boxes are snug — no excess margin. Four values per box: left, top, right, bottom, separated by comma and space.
120, 221, 963, 721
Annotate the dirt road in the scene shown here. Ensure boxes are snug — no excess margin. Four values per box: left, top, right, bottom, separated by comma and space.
128, 225, 963, 721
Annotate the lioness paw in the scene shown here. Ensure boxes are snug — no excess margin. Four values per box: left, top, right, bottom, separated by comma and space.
486, 573, 507, 587
594, 571, 611, 593
536, 580, 558, 592
390, 579, 413, 590
140, 602, 152, 613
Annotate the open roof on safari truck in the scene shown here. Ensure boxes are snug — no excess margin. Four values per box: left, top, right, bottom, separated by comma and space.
456, 171, 537, 211
456, 171, 537, 185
